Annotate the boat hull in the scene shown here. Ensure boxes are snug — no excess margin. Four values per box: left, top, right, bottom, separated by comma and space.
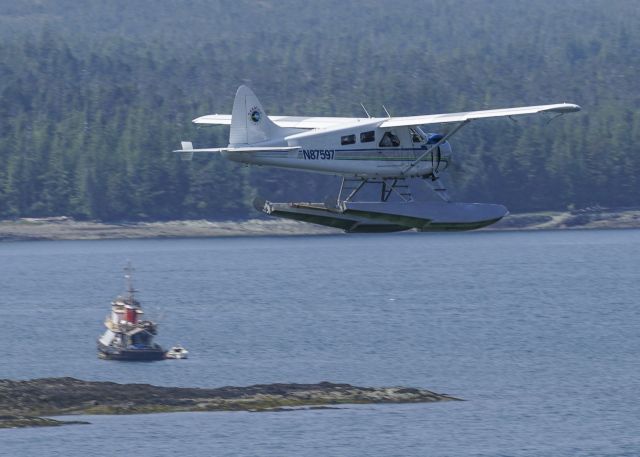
97, 342, 165, 361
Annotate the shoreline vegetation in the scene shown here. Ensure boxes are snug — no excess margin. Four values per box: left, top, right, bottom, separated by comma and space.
0, 378, 459, 428
2, 208, 640, 241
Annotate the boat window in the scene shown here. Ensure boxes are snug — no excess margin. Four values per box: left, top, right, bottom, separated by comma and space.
379, 131, 401, 147
360, 131, 375, 143
341, 134, 356, 145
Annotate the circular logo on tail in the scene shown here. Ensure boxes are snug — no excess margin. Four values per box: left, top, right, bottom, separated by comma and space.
248, 106, 261, 123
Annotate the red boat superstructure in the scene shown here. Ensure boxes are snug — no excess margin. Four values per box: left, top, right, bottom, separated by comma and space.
97, 263, 164, 361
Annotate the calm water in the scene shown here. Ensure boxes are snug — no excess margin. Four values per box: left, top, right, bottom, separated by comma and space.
1, 230, 639, 456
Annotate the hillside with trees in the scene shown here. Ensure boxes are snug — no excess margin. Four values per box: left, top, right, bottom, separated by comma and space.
0, 0, 638, 220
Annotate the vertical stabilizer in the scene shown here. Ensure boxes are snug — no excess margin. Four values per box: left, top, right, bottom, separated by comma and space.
230, 85, 285, 146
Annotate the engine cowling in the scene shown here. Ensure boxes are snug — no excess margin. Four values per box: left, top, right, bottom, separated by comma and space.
426, 133, 452, 174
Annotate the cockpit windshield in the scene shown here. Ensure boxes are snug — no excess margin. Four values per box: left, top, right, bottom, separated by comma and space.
410, 127, 427, 143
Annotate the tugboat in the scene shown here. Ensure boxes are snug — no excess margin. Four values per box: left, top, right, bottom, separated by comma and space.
97, 263, 165, 361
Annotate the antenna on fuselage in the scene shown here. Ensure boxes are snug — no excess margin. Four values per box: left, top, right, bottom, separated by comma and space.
382, 105, 392, 118
360, 103, 372, 119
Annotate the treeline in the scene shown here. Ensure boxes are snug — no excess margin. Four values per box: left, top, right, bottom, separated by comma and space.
0, 0, 639, 220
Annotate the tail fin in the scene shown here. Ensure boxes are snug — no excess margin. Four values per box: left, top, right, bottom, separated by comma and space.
230, 85, 286, 146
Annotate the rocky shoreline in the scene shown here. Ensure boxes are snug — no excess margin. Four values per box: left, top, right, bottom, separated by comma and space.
487, 207, 640, 231
2, 208, 640, 242
0, 377, 459, 428
0, 415, 90, 428
0, 217, 339, 242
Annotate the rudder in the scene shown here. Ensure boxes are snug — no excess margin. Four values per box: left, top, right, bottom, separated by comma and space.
230, 85, 284, 146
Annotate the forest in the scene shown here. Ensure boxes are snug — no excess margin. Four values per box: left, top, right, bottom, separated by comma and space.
0, 0, 639, 221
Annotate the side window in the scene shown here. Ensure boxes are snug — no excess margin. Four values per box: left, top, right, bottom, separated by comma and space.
341, 134, 356, 145
360, 131, 375, 143
379, 131, 401, 147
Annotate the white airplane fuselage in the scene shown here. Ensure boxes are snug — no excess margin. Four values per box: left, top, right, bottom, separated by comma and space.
223, 121, 448, 179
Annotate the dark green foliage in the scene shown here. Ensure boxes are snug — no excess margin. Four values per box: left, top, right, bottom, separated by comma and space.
0, 0, 639, 220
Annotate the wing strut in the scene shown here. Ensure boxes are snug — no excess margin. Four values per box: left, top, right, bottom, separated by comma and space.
401, 120, 469, 176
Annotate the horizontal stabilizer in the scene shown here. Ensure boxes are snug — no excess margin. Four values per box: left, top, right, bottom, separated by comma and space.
173, 147, 227, 153
173, 145, 300, 155
228, 146, 300, 153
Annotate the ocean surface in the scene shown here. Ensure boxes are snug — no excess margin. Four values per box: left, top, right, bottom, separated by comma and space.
1, 230, 639, 456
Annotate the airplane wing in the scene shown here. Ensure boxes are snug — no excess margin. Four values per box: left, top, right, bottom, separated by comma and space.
379, 103, 581, 128
268, 116, 370, 129
193, 114, 369, 129
192, 103, 581, 129
174, 142, 300, 154
193, 114, 232, 125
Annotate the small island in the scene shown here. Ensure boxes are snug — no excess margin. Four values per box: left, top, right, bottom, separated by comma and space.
0, 377, 460, 428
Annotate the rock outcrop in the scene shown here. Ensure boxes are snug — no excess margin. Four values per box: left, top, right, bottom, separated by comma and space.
0, 377, 459, 427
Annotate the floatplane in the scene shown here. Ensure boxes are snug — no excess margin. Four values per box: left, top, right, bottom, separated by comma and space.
175, 86, 580, 233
